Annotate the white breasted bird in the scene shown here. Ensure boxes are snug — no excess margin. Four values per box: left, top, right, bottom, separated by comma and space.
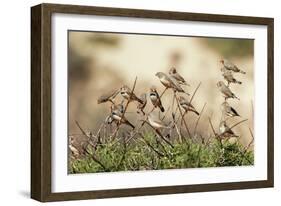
178, 96, 199, 115
221, 101, 240, 117
217, 81, 240, 100
219, 121, 238, 138
220, 59, 246, 74
111, 109, 135, 129
155, 72, 189, 94
149, 86, 165, 112
169, 67, 190, 86
148, 114, 169, 130
120, 85, 143, 104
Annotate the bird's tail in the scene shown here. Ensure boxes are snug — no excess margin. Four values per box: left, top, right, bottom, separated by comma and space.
234, 94, 240, 100
160, 104, 165, 112
239, 70, 246, 74
194, 110, 199, 115
125, 120, 135, 129
181, 82, 190, 87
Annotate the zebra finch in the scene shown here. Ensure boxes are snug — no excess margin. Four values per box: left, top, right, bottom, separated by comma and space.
169, 67, 190, 86
149, 86, 165, 112
220, 59, 246, 74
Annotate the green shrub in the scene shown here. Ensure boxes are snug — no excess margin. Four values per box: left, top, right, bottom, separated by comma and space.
69, 134, 254, 174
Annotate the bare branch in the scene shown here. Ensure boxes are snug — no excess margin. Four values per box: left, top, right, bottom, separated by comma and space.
229, 119, 248, 131
175, 92, 191, 139
139, 133, 165, 157
208, 117, 217, 136
193, 102, 207, 135
172, 113, 183, 143
190, 82, 202, 104
243, 128, 254, 151
75, 120, 90, 138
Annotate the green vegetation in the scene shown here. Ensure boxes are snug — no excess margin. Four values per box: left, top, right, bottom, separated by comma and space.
204, 39, 254, 58
69, 133, 254, 174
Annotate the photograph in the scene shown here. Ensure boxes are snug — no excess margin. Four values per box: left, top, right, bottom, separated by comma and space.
68, 31, 255, 174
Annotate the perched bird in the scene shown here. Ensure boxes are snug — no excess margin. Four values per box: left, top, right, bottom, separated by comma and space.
97, 89, 119, 104
155, 72, 189, 94
105, 115, 115, 125
219, 121, 238, 138
220, 59, 246, 74
120, 85, 143, 103
111, 100, 125, 114
221, 102, 240, 117
107, 101, 125, 125
137, 93, 147, 115
69, 136, 80, 158
178, 96, 199, 115
217, 81, 240, 100
111, 107, 135, 129
221, 68, 242, 86
149, 86, 165, 112
148, 114, 169, 129
169, 67, 190, 86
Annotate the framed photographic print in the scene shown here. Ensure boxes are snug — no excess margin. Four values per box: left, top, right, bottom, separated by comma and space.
31, 3, 274, 202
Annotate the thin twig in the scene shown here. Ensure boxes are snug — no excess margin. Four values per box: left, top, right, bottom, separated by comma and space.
193, 102, 207, 135
208, 117, 217, 136
116, 136, 127, 170
228, 119, 248, 131
243, 128, 254, 151
190, 82, 202, 104
172, 113, 182, 143
175, 92, 191, 139
75, 120, 90, 138
139, 133, 165, 157
208, 117, 222, 147
109, 77, 138, 139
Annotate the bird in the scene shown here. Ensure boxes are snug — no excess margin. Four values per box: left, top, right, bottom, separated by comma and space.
111, 107, 135, 129
120, 85, 143, 103
178, 96, 199, 115
169, 67, 190, 86
219, 121, 238, 138
221, 68, 242, 86
155, 72, 189, 94
148, 114, 169, 129
111, 100, 125, 114
137, 93, 147, 114
221, 102, 240, 117
149, 86, 165, 112
97, 89, 119, 104
217, 81, 240, 100
220, 59, 246, 74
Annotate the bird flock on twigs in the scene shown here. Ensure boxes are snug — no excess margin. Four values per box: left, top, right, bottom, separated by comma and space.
218, 59, 246, 139
78, 59, 248, 149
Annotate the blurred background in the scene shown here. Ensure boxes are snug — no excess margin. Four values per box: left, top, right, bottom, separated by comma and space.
68, 31, 254, 146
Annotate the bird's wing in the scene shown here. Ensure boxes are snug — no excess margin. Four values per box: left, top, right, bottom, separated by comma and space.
174, 73, 185, 82
230, 107, 239, 116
